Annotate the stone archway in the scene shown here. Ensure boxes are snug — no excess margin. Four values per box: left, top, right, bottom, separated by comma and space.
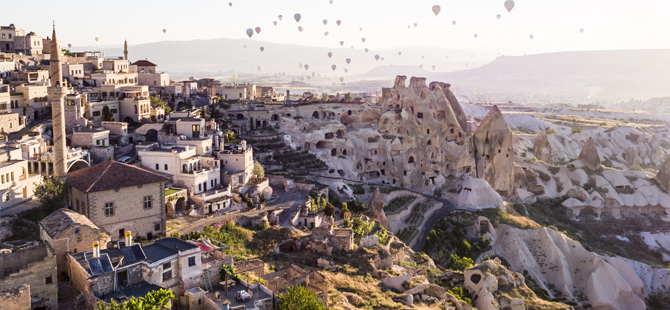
68, 159, 90, 173
176, 197, 187, 214
146, 129, 158, 142
166, 201, 175, 218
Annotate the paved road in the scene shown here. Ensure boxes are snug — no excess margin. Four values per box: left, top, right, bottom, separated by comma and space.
410, 197, 474, 253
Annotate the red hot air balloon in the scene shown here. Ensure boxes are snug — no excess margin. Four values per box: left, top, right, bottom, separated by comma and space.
529, 34, 534, 39
255, 27, 261, 34
298, 26, 304, 32
413, 23, 418, 27
504, 0, 515, 12
324, 32, 329, 36
580, 29, 584, 33
328, 52, 333, 58
452, 21, 456, 26
474, 34, 478, 38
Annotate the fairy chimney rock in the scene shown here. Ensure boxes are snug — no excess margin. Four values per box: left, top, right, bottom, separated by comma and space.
366, 187, 388, 227
533, 131, 552, 164
578, 137, 601, 170
473, 105, 515, 195
654, 156, 670, 193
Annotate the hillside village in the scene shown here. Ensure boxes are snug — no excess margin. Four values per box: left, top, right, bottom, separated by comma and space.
0, 23, 669, 310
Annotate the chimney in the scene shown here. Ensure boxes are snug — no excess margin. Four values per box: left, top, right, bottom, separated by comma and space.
125, 231, 132, 246
92, 241, 100, 258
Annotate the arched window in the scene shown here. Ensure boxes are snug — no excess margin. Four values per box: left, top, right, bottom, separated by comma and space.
408, 156, 414, 164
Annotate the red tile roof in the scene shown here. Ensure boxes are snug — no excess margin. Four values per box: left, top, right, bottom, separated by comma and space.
68, 161, 168, 193
131, 60, 157, 67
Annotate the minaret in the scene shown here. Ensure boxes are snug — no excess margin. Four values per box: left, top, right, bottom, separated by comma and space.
123, 39, 128, 60
47, 23, 67, 178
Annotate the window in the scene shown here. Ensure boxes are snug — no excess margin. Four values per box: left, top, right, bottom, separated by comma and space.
163, 262, 171, 270
3, 193, 9, 202
105, 202, 114, 216
155, 223, 160, 231
74, 227, 80, 234
92, 111, 100, 116
96, 140, 101, 146
45, 275, 53, 284
188, 257, 196, 267
198, 184, 201, 191
164, 164, 168, 170
155, 164, 159, 170
76, 199, 80, 211
144, 196, 152, 209
162, 270, 172, 281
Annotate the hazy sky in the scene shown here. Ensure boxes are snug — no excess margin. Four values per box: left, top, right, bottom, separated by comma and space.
2, 0, 669, 55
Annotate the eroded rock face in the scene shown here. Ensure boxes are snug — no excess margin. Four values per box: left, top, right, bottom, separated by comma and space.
366, 187, 389, 227
473, 106, 515, 195
533, 131, 552, 164
654, 155, 670, 193
577, 137, 602, 170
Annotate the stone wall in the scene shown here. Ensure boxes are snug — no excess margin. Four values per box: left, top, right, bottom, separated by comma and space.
0, 112, 22, 134
0, 284, 31, 310
0, 243, 58, 310
40, 224, 108, 275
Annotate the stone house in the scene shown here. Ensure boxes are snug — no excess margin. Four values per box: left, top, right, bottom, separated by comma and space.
309, 226, 354, 254
39, 208, 111, 274
262, 264, 328, 306
0, 144, 41, 209
219, 142, 254, 187
71, 127, 110, 148
0, 242, 58, 310
67, 160, 168, 241
67, 237, 202, 307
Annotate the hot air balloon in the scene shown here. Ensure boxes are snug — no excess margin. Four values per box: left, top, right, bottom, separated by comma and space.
419, 65, 423, 69
95, 37, 99, 42
229, 2, 232, 7
345, 58, 351, 64
255, 27, 261, 34
398, 52, 402, 56
299, 63, 303, 69
421, 56, 424, 59
407, 26, 411, 29
336, 20, 342, 26
474, 34, 478, 38
431, 66, 436, 71
246, 29, 254, 38
339, 41, 344, 46
432, 5, 441, 16
413, 23, 418, 27
529, 34, 534, 39
350, 46, 354, 49
232, 74, 237, 80
323, 20, 328, 25
304, 64, 309, 70
307, 76, 311, 80
331, 65, 337, 71
294, 13, 301, 23
278, 15, 283, 20
311, 72, 316, 77
256, 66, 261, 71
68, 43, 71, 48
344, 69, 348, 73
328, 52, 333, 58
273, 21, 277, 26
163, 29, 166, 33
452, 21, 457, 26
375, 55, 380, 61
497, 14, 501, 20
361, 38, 366, 43
324, 32, 329, 36
260, 46, 265, 52
330, 0, 333, 4
339, 77, 344, 83
364, 48, 369, 53
298, 26, 304, 32
381, 57, 384, 61
244, 45, 246, 48
580, 29, 584, 33
504, 0, 515, 12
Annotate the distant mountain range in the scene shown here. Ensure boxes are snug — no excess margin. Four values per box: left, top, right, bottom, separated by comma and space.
82, 38, 670, 102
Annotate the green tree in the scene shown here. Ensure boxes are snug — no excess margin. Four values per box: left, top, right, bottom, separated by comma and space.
95, 288, 175, 310
252, 161, 265, 179
224, 131, 239, 144
149, 96, 172, 115
276, 286, 326, 310
340, 202, 349, 214
349, 201, 369, 214
320, 93, 329, 102
343, 92, 354, 103
34, 176, 68, 211
61, 48, 73, 57
102, 105, 115, 122
324, 203, 335, 217
447, 254, 473, 270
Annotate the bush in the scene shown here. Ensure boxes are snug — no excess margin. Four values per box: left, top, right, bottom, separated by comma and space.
546, 128, 557, 134
349, 201, 369, 214
571, 127, 583, 134
277, 286, 326, 310
447, 254, 473, 270
630, 164, 643, 171
530, 157, 538, 163
447, 287, 472, 306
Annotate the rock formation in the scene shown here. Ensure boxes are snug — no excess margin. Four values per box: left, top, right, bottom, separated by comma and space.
533, 131, 552, 164
577, 137, 601, 170
365, 187, 389, 227
457, 178, 504, 209
473, 106, 515, 195
654, 155, 670, 193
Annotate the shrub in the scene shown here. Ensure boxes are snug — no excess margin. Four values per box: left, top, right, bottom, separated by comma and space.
571, 127, 583, 134
447, 254, 473, 270
349, 201, 369, 214
276, 286, 326, 310
630, 164, 643, 171
447, 287, 472, 306
530, 157, 538, 163
546, 128, 557, 134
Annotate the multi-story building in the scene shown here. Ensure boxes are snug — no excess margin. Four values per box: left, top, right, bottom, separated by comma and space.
67, 237, 203, 307
219, 141, 254, 188
13, 31, 43, 55
67, 161, 168, 241
0, 145, 41, 210
0, 24, 24, 53
14, 84, 50, 117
